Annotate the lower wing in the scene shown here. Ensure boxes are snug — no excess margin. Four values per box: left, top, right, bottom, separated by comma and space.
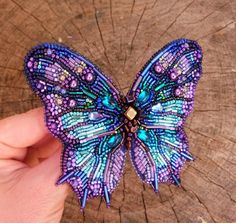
130, 128, 191, 191
59, 129, 126, 208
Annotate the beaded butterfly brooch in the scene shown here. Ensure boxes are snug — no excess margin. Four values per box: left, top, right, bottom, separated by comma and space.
24, 39, 202, 209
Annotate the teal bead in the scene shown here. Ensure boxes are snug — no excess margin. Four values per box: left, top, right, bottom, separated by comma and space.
107, 134, 121, 147
137, 129, 148, 141
102, 96, 115, 109
137, 90, 149, 103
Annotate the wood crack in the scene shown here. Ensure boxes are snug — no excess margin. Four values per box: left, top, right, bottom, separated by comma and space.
158, 0, 194, 39
183, 2, 229, 25
109, 0, 115, 33
93, 2, 123, 90
185, 126, 220, 143
93, 4, 112, 66
190, 165, 236, 203
82, 209, 86, 223
130, 0, 135, 14
141, 192, 149, 223
196, 21, 235, 40
9, 21, 37, 42
11, 0, 57, 42
151, 0, 158, 8
141, 184, 149, 223
64, 0, 74, 14
95, 197, 103, 222
70, 20, 94, 59
197, 155, 236, 180
130, 5, 146, 53
119, 170, 126, 223
0, 65, 22, 72
122, 50, 127, 75
168, 187, 181, 223
182, 186, 217, 223
119, 207, 122, 223
193, 109, 221, 112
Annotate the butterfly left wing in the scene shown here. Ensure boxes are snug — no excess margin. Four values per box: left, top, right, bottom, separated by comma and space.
128, 39, 202, 191
24, 43, 126, 208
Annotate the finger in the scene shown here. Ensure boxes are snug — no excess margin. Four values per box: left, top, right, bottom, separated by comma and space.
0, 144, 27, 161
0, 108, 49, 148
26, 149, 68, 198
24, 136, 62, 167
32, 135, 62, 159
0, 132, 61, 162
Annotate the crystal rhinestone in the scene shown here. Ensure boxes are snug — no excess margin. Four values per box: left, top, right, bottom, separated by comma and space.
152, 103, 163, 112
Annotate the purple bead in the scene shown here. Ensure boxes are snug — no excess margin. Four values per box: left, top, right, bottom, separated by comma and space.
170, 72, 176, 80
86, 73, 94, 82
175, 89, 181, 96
70, 80, 77, 88
69, 99, 76, 107
27, 61, 33, 68
197, 52, 202, 59
154, 64, 162, 73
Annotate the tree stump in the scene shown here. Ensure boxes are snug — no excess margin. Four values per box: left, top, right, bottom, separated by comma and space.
0, 0, 235, 222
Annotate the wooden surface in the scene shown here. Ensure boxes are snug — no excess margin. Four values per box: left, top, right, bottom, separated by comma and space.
0, 0, 236, 222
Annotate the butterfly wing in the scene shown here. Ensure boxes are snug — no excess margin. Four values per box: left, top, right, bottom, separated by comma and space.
24, 43, 126, 208
128, 39, 202, 191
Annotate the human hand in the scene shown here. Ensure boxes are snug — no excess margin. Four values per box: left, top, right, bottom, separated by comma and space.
0, 108, 68, 223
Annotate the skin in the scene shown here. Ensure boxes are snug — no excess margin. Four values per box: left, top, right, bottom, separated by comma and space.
0, 108, 68, 223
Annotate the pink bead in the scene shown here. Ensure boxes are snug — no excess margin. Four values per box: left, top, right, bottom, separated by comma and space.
69, 99, 76, 107
154, 64, 162, 73
27, 61, 32, 68
170, 72, 176, 80
175, 89, 181, 96
70, 80, 77, 88
86, 73, 94, 81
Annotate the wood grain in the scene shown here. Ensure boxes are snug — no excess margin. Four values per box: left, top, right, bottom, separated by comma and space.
0, 0, 235, 222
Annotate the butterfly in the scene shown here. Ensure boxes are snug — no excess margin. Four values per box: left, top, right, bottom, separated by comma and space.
24, 38, 202, 209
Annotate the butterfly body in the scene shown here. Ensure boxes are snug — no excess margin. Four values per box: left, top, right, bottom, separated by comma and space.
24, 39, 202, 209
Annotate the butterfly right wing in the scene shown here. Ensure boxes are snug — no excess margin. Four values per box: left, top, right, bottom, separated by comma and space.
24, 43, 126, 208
128, 39, 202, 191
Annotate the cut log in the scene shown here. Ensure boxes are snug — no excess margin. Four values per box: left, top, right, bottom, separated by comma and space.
0, 0, 235, 223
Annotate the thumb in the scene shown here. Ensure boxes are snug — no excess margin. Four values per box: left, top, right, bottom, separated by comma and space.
27, 149, 68, 199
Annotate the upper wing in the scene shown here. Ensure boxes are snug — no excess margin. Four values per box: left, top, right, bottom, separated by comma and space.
128, 39, 202, 191
24, 43, 126, 208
